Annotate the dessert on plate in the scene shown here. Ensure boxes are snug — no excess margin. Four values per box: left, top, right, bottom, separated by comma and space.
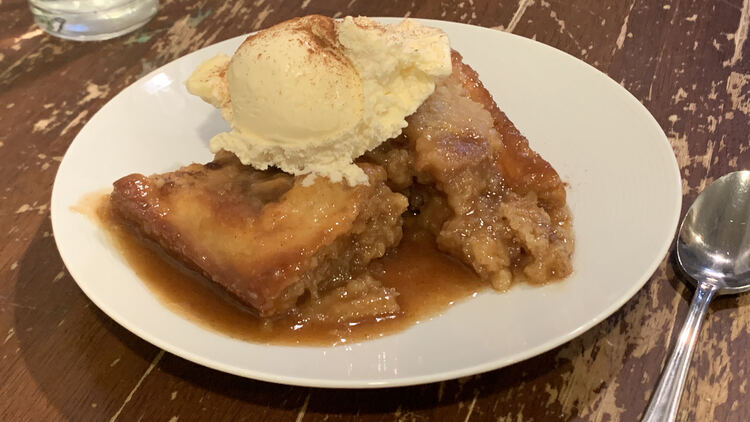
364, 50, 572, 291
111, 152, 407, 317
108, 15, 574, 332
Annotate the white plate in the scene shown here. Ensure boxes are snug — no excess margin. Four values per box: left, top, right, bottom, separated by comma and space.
51, 18, 681, 388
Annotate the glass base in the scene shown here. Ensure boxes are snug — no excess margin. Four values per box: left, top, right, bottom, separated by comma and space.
30, 0, 158, 41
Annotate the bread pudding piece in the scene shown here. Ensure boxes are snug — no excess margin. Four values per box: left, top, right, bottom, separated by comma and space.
289, 274, 401, 325
363, 51, 573, 290
110, 151, 408, 317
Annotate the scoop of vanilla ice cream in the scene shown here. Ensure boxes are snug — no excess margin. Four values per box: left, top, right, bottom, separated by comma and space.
186, 15, 452, 185
228, 21, 364, 145
337, 16, 453, 153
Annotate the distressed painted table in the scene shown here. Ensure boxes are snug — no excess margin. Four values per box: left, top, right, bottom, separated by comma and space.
1, 0, 748, 420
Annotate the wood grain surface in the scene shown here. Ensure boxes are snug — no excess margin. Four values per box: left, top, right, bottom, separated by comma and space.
1, 0, 748, 420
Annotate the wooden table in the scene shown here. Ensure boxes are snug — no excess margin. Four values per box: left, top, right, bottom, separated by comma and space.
1, 0, 748, 420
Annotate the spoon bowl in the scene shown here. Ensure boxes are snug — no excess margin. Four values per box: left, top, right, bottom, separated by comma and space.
677, 170, 750, 292
643, 170, 750, 422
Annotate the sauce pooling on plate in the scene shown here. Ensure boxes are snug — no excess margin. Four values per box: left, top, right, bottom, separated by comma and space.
76, 193, 485, 346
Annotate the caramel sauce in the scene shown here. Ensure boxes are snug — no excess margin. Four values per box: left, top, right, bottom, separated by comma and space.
78, 193, 485, 346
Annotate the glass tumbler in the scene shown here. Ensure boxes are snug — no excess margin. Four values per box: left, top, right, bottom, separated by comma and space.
29, 0, 158, 41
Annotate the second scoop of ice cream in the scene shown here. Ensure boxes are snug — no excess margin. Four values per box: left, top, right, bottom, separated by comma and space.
187, 15, 452, 185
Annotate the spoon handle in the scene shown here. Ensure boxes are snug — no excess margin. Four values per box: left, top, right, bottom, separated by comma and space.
641, 281, 718, 422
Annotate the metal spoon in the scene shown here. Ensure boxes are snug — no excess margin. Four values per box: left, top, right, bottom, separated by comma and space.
642, 170, 750, 422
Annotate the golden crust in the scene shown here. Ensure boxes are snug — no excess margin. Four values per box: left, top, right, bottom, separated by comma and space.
111, 151, 407, 316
